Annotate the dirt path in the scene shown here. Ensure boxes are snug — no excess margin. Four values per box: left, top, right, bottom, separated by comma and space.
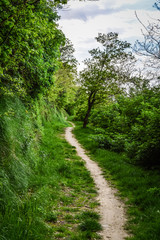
65, 123, 128, 240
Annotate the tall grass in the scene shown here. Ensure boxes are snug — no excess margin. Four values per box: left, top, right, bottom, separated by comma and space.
73, 122, 160, 240
0, 97, 101, 239
0, 95, 68, 239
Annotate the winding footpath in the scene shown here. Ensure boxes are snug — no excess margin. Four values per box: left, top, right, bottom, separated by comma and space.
65, 123, 128, 240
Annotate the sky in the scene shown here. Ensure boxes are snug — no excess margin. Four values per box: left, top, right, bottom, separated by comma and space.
58, 0, 159, 71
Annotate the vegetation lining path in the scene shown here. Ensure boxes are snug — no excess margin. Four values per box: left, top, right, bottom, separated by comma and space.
65, 123, 128, 240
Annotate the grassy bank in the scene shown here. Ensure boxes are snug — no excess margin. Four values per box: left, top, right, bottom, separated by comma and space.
73, 122, 160, 240
35, 121, 102, 239
0, 97, 101, 240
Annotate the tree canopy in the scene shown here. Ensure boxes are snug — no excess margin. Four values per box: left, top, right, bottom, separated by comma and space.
0, 0, 67, 99
48, 38, 78, 114
78, 32, 133, 127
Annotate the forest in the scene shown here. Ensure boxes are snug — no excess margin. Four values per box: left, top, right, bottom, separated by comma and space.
0, 0, 160, 239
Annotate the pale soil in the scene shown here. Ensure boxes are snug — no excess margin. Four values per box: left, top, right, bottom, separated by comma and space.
65, 123, 129, 240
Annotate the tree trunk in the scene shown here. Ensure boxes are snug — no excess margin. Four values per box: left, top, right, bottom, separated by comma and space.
83, 103, 92, 128
83, 91, 96, 128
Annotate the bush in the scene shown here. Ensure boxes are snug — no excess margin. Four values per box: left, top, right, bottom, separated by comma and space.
89, 88, 160, 167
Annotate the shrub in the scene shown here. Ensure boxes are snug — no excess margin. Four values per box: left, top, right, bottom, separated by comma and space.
89, 88, 160, 167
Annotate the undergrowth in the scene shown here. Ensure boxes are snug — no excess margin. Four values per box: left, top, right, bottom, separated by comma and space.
0, 97, 101, 239
73, 122, 160, 240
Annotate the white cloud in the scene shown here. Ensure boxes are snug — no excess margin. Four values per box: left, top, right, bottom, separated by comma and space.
58, 0, 159, 71
96, 0, 139, 9
60, 1, 119, 21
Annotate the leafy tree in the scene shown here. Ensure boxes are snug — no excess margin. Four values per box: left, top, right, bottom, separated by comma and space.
59, 38, 78, 70
47, 38, 78, 114
48, 66, 77, 114
89, 87, 160, 167
0, 0, 67, 99
78, 32, 132, 127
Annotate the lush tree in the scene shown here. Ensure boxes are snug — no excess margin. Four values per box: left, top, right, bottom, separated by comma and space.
47, 38, 78, 114
89, 87, 160, 167
0, 0, 67, 98
78, 32, 132, 127
59, 38, 78, 70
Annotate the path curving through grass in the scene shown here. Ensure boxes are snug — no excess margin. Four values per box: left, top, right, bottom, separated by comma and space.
65, 123, 128, 240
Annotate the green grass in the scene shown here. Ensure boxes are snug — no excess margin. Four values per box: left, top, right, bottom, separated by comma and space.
73, 122, 160, 240
38, 120, 102, 239
0, 97, 102, 239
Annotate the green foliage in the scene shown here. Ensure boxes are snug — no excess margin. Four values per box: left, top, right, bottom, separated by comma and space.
0, 95, 68, 239
73, 123, 160, 240
89, 87, 160, 167
60, 38, 78, 70
0, 0, 66, 98
78, 32, 133, 127
47, 37, 78, 115
48, 65, 77, 114
0, 95, 102, 239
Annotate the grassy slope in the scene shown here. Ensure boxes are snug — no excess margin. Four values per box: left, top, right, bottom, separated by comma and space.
73, 122, 160, 240
36, 120, 102, 239
0, 97, 102, 240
